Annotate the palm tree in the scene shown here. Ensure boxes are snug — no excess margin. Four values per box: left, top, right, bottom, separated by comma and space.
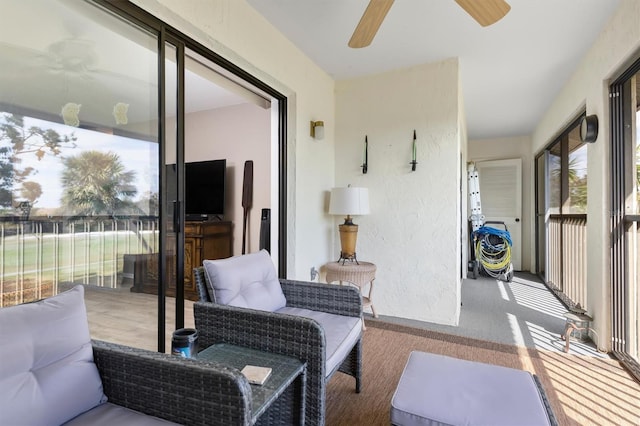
549, 155, 587, 212
60, 151, 137, 216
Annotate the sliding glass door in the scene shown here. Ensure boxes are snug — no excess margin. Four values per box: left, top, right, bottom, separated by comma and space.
0, 1, 166, 349
535, 115, 588, 308
1, 0, 287, 352
610, 60, 640, 376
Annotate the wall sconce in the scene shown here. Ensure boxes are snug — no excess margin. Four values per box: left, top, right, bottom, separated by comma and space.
113, 102, 129, 125
310, 120, 324, 140
61, 102, 81, 127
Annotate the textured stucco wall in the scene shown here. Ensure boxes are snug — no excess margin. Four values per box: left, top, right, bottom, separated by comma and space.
335, 59, 462, 325
531, 0, 640, 350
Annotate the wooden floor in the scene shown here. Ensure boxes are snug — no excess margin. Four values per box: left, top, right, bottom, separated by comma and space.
60, 282, 195, 352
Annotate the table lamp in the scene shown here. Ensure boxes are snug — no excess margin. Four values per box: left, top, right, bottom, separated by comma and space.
329, 186, 370, 264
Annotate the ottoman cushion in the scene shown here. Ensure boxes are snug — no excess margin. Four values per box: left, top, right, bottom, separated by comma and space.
391, 351, 551, 426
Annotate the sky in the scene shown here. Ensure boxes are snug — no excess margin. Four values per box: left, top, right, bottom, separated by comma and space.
4, 115, 159, 210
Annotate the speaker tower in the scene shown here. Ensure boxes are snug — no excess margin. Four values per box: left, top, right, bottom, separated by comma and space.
259, 208, 270, 253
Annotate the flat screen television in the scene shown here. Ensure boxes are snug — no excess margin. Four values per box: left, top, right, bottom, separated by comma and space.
166, 160, 226, 220
185, 159, 226, 219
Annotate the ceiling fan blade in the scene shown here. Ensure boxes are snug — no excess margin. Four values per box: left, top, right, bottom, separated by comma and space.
454, 0, 511, 27
348, 0, 394, 49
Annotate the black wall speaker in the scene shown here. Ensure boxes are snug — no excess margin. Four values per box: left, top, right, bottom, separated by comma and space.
259, 208, 270, 253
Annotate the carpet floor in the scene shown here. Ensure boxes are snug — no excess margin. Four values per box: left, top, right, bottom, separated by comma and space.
325, 321, 640, 426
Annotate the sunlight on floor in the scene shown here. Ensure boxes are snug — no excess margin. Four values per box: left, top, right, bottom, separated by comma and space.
497, 280, 510, 301
510, 276, 567, 319
508, 276, 606, 357
376, 273, 608, 358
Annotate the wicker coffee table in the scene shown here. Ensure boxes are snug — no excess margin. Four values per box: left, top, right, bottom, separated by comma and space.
198, 343, 306, 425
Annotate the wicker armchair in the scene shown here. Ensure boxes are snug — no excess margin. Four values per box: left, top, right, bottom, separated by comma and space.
91, 339, 256, 425
193, 266, 363, 426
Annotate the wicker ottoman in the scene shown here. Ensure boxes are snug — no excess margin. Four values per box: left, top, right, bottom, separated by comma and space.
391, 351, 557, 426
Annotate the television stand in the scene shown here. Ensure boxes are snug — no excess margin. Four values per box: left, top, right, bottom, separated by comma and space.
130, 220, 233, 300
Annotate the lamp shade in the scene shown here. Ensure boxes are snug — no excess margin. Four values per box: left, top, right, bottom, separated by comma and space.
314, 122, 324, 140
329, 187, 370, 216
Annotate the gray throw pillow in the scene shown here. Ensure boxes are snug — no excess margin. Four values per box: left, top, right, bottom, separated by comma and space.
203, 249, 286, 311
0, 285, 107, 425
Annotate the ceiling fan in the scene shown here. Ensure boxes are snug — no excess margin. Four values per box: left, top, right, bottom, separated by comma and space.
1, 37, 130, 83
348, 0, 511, 48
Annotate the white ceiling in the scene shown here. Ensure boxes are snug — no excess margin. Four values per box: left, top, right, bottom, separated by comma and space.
246, 0, 621, 139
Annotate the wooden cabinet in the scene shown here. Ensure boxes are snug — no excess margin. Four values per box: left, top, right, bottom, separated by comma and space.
183, 221, 233, 300
130, 221, 233, 301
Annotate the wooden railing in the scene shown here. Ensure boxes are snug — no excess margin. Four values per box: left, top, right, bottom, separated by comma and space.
547, 215, 587, 308
0, 216, 159, 307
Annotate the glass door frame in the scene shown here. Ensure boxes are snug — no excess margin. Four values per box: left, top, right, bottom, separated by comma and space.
94, 0, 288, 351
534, 150, 547, 280
534, 114, 585, 278
609, 55, 640, 380
159, 32, 187, 352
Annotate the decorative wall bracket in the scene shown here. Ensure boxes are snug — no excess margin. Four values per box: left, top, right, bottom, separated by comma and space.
409, 130, 418, 171
361, 135, 368, 174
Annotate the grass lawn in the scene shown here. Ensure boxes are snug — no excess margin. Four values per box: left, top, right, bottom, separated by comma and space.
1, 229, 158, 283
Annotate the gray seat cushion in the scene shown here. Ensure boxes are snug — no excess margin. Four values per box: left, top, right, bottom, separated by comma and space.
276, 306, 362, 376
0, 285, 107, 426
203, 249, 286, 312
391, 351, 551, 426
64, 402, 180, 425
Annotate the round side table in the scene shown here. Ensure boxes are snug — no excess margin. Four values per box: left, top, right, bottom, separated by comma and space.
325, 261, 377, 328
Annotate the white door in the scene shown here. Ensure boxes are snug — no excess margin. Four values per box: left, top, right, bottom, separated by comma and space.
475, 159, 522, 271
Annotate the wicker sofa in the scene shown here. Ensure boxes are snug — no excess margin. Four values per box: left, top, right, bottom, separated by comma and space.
0, 285, 265, 426
194, 250, 363, 426
84, 340, 260, 425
